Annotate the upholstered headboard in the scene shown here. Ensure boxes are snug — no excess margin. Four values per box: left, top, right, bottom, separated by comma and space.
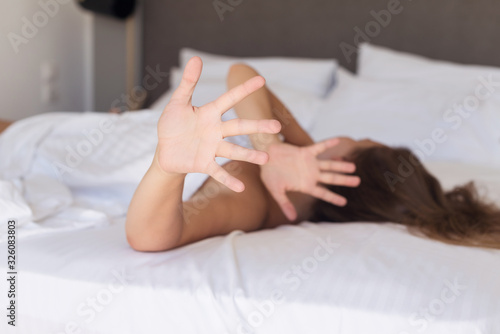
143, 0, 500, 105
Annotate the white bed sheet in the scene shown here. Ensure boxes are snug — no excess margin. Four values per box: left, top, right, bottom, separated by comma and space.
1, 83, 500, 333
1, 214, 500, 333
0, 110, 224, 241
1, 160, 500, 334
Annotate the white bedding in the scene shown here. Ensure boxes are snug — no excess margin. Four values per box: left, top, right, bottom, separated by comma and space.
0, 111, 499, 334
2, 188, 500, 334
1, 49, 500, 333
0, 111, 160, 241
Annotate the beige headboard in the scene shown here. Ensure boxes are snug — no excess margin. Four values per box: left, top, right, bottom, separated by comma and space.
143, 0, 500, 105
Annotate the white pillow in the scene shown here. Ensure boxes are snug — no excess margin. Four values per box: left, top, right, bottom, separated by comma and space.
149, 67, 181, 111
151, 65, 323, 134
310, 73, 500, 166
355, 43, 500, 165
358, 43, 500, 93
179, 48, 338, 97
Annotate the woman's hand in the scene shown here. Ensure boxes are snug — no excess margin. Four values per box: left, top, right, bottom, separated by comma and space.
260, 139, 361, 221
156, 57, 281, 192
317, 137, 383, 161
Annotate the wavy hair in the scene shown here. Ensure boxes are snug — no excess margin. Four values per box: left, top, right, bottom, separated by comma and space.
311, 146, 500, 249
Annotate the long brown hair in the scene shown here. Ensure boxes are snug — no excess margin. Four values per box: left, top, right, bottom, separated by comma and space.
311, 146, 500, 249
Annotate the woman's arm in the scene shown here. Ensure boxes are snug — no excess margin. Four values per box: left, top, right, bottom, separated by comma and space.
227, 64, 314, 148
267, 86, 315, 147
126, 152, 184, 251
126, 57, 281, 252
227, 64, 361, 221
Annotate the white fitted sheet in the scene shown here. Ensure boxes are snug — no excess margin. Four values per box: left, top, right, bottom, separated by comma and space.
1, 121, 500, 333
2, 216, 500, 334
0, 98, 499, 333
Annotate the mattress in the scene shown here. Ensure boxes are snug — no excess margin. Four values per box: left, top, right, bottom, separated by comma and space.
1, 160, 500, 334
2, 215, 500, 333
1, 111, 499, 334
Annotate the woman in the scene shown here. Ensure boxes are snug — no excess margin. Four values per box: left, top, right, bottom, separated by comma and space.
126, 57, 500, 252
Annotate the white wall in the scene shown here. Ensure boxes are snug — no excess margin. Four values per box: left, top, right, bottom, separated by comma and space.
0, 0, 91, 121
0, 1, 142, 120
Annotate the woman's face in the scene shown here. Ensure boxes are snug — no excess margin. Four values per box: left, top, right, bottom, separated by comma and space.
318, 137, 384, 161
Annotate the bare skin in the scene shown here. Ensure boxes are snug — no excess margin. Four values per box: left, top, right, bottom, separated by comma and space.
0, 120, 12, 134
0, 62, 376, 253
126, 57, 282, 252
227, 64, 364, 221
126, 58, 380, 252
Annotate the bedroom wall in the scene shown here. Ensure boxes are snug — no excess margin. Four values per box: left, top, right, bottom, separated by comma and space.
143, 0, 500, 106
91, 5, 143, 112
92, 15, 127, 112
0, 0, 92, 121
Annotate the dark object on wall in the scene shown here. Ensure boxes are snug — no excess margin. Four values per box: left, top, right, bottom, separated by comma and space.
77, 0, 136, 19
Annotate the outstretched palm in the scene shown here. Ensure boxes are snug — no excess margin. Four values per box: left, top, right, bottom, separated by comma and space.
156, 57, 281, 192
261, 140, 361, 221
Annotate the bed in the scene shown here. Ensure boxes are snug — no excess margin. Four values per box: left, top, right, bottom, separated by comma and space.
1, 1, 500, 333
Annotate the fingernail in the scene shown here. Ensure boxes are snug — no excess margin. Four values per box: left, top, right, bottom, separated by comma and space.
273, 120, 282, 132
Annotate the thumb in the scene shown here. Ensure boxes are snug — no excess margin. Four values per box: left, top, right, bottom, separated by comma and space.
271, 190, 298, 221
309, 137, 340, 156
170, 56, 202, 105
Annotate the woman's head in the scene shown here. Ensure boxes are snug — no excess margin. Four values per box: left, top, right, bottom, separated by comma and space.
312, 146, 500, 249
